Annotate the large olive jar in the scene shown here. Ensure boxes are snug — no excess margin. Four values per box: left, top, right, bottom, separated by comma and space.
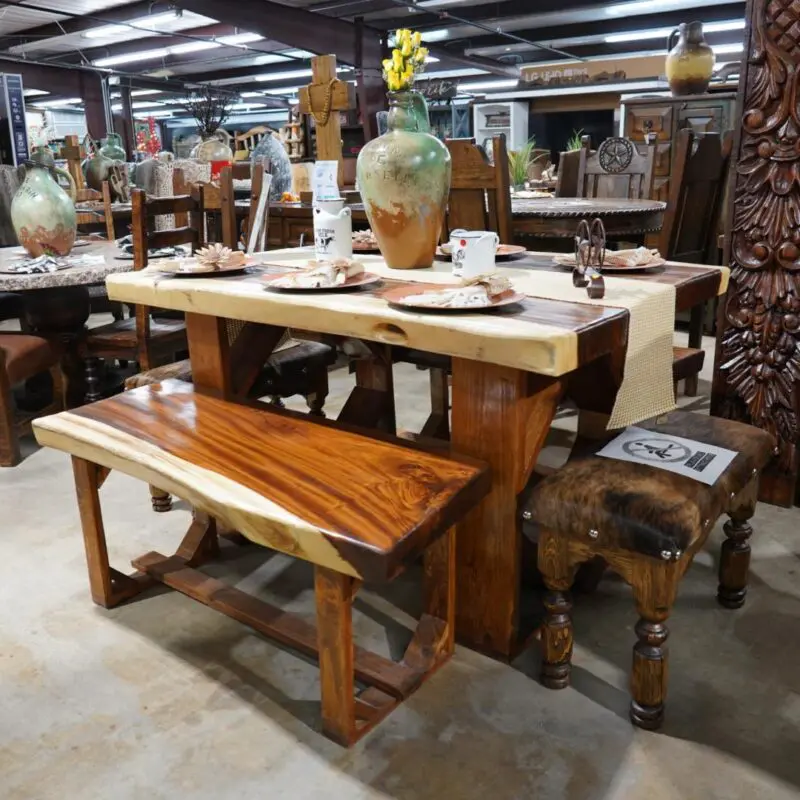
666, 22, 715, 96
357, 91, 451, 269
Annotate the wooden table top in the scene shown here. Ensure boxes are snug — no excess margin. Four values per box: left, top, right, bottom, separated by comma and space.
510, 197, 666, 217
0, 241, 131, 292
106, 249, 725, 378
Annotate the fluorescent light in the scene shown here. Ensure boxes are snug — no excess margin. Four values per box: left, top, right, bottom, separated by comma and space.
94, 48, 169, 67
713, 43, 743, 54
23, 88, 48, 97
280, 49, 313, 59
84, 11, 179, 39
132, 101, 163, 108
32, 97, 82, 107
230, 103, 267, 110
240, 91, 264, 97
169, 41, 219, 55
421, 29, 450, 43
218, 33, 263, 46
131, 89, 161, 97
111, 103, 122, 111
255, 68, 312, 82
260, 85, 305, 94
425, 55, 440, 63
458, 79, 519, 91
605, 19, 744, 43
134, 110, 172, 118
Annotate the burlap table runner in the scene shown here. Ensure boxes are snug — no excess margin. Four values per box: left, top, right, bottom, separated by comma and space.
257, 249, 678, 428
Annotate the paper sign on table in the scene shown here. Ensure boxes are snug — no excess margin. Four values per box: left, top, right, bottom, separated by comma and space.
596, 425, 738, 486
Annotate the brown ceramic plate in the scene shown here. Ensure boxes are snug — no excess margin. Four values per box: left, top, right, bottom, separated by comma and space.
352, 241, 382, 253
553, 254, 666, 273
437, 243, 527, 260
384, 283, 525, 312
263, 271, 381, 291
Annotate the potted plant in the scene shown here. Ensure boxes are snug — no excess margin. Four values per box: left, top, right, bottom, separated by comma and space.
508, 137, 547, 190
566, 128, 585, 151
181, 87, 236, 177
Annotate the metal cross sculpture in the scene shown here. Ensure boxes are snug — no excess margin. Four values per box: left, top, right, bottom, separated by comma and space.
572, 217, 606, 299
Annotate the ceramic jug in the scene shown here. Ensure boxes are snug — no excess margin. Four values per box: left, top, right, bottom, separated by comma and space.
12, 159, 77, 257
450, 229, 499, 278
666, 22, 715, 96
314, 198, 353, 261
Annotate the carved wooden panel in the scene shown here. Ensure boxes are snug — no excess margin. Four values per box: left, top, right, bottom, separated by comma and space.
712, 0, 800, 505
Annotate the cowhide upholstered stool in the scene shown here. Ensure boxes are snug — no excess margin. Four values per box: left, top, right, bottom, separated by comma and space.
522, 413, 774, 730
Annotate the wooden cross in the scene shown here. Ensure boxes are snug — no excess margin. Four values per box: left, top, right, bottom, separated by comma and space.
298, 54, 357, 188
58, 134, 86, 192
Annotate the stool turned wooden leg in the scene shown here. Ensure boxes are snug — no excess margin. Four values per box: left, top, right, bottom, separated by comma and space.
306, 360, 329, 418
84, 356, 103, 403
149, 485, 172, 513
538, 529, 579, 689
718, 479, 758, 609
0, 363, 20, 467
630, 561, 680, 730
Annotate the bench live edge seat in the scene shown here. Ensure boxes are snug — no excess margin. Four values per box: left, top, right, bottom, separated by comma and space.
33, 380, 491, 745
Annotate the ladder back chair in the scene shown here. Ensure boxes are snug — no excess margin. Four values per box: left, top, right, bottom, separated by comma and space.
444, 136, 513, 243
577, 134, 656, 200
81, 190, 205, 402
556, 138, 592, 198
219, 161, 272, 254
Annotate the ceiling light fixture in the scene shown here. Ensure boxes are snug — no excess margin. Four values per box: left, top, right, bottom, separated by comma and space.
605, 19, 744, 43
94, 48, 170, 67
218, 33, 263, 46
131, 101, 164, 108
23, 88, 48, 97
420, 29, 450, 43
260, 85, 305, 94
712, 42, 743, 54
31, 97, 82, 107
134, 110, 173, 118
458, 78, 519, 91
255, 68, 313, 82
83, 11, 179, 39
131, 89, 162, 97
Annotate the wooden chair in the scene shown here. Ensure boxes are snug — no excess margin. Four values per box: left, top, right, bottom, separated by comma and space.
219, 161, 271, 253
555, 138, 592, 198
660, 130, 733, 396
0, 333, 63, 466
524, 412, 774, 729
33, 379, 490, 745
80, 190, 202, 402
233, 125, 269, 161
444, 137, 513, 243
577, 134, 656, 200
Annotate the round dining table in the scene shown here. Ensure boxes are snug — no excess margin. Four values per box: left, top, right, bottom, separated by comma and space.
510, 197, 666, 238
0, 241, 132, 405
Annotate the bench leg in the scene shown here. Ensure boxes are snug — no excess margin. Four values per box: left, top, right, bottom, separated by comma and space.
314, 566, 356, 745
72, 456, 147, 608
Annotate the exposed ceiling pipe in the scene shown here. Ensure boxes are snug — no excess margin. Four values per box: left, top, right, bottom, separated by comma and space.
385, 0, 586, 61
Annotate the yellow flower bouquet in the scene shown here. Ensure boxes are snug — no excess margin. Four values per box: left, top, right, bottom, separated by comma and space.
382, 29, 429, 92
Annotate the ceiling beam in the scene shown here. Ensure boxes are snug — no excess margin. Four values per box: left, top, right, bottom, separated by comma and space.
0, 0, 174, 51
457, 4, 744, 52
171, 0, 384, 66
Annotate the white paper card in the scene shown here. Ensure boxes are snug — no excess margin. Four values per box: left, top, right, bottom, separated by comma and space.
596, 426, 738, 486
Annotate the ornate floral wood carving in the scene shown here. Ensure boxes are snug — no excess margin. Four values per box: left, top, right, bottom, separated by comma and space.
715, 0, 800, 503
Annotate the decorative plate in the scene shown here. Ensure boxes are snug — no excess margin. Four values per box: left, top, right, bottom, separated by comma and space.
553, 254, 666, 273
383, 284, 525, 312
437, 243, 527, 259
263, 271, 381, 291
155, 259, 250, 277
351, 242, 382, 253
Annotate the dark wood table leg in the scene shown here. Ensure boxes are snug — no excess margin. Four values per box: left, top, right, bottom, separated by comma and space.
450, 358, 564, 660
24, 286, 91, 408
338, 344, 396, 433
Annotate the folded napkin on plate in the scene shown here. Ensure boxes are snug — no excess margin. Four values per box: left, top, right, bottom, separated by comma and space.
270, 258, 364, 288
603, 247, 662, 268
1, 253, 105, 274
408, 274, 513, 308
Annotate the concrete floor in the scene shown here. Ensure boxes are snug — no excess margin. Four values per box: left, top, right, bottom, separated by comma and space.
2, 330, 800, 799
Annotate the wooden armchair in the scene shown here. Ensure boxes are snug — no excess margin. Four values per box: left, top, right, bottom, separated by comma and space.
0, 333, 63, 466
577, 134, 656, 200
234, 126, 269, 161
81, 190, 205, 402
556, 138, 592, 198
219, 161, 271, 252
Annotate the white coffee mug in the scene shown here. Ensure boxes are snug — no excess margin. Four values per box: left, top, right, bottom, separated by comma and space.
450, 229, 500, 278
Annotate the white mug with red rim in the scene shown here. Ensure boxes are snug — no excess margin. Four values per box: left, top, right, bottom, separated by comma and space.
449, 229, 500, 278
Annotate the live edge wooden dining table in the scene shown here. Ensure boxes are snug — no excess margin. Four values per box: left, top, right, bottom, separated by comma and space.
105, 249, 726, 661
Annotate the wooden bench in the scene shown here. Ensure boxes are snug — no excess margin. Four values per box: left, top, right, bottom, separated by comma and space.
32, 380, 490, 745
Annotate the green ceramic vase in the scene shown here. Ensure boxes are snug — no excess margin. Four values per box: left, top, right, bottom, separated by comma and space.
11, 161, 77, 257
357, 91, 451, 269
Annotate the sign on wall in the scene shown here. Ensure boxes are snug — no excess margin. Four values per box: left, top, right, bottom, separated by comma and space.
0, 74, 30, 165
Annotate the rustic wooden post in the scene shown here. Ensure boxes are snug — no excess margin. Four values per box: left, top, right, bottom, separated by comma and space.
711, 0, 798, 505
298, 54, 357, 188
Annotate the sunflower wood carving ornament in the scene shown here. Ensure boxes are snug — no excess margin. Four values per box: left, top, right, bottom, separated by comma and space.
714, 0, 800, 501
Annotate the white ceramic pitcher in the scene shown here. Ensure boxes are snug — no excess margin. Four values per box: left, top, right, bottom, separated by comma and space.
450, 229, 499, 278
314, 198, 353, 260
